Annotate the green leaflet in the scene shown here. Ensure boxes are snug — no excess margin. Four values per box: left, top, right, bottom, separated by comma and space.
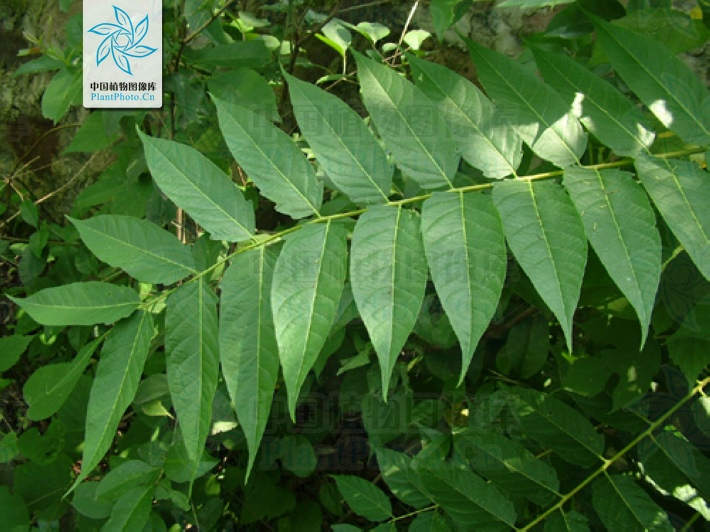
592, 475, 673, 531
429, 0, 472, 41
350, 206, 428, 397
96, 460, 161, 502
70, 215, 196, 285
0, 335, 33, 372
78, 311, 154, 487
166, 280, 220, 465
138, 131, 255, 242
635, 155, 710, 279
353, 51, 458, 189
272, 222, 347, 419
409, 511, 450, 532
102, 484, 154, 532
9, 282, 140, 326
285, 72, 392, 205
421, 192, 506, 382
41, 68, 81, 124
593, 17, 710, 147
208, 68, 281, 123
375, 448, 432, 509
454, 428, 560, 506
563, 168, 661, 345
642, 431, 710, 507
332, 475, 393, 522
492, 180, 587, 350
219, 246, 279, 478
467, 40, 587, 168
23, 335, 103, 420
506, 386, 604, 467
213, 95, 323, 219
543, 510, 590, 531
64, 111, 121, 153
532, 46, 655, 157
409, 54, 522, 178
0, 486, 29, 530
414, 461, 517, 529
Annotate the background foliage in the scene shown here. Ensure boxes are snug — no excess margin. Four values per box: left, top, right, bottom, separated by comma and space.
2, 0, 710, 530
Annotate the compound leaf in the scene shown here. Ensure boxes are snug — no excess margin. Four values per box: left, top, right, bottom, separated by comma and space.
70, 215, 196, 284
350, 206, 428, 397
272, 222, 348, 419
421, 192, 506, 382
493, 180, 587, 349
220, 246, 280, 479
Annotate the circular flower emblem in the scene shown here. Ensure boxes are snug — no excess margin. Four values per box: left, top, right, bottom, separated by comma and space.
88, 5, 157, 76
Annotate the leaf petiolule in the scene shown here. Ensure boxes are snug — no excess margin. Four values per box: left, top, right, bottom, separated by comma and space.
272, 222, 348, 420
138, 131, 255, 242
353, 50, 459, 190
9, 282, 140, 327
421, 192, 506, 382
492, 180, 587, 350
332, 475, 393, 522
532, 46, 655, 158
635, 154, 710, 280
285, 72, 392, 205
563, 167, 661, 346
220, 246, 279, 478
409, 54, 522, 178
593, 16, 710, 147
76, 311, 154, 488
70, 214, 196, 285
166, 279, 220, 468
592, 475, 673, 531
467, 39, 587, 168
213, 95, 323, 219
350, 206, 428, 397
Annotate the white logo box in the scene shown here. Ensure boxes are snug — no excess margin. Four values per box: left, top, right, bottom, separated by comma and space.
83, 0, 162, 108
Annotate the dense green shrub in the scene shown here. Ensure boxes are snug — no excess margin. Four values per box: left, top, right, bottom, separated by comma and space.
2, 0, 709, 529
